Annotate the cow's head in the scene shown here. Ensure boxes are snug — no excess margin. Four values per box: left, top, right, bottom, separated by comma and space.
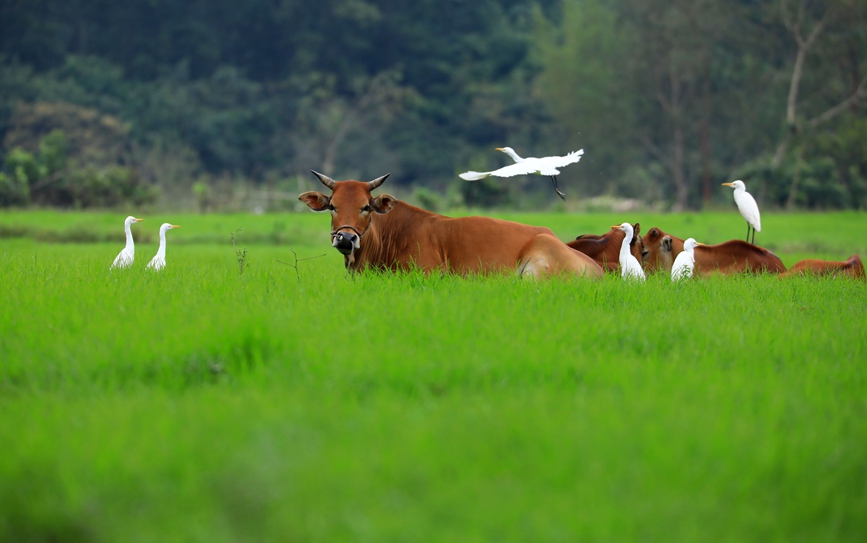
641, 226, 683, 273
299, 171, 398, 258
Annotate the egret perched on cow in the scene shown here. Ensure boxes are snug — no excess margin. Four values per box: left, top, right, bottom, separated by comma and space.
722, 180, 761, 244
671, 238, 702, 282
613, 222, 645, 281
146, 223, 180, 271
459, 146, 584, 200
110, 215, 144, 269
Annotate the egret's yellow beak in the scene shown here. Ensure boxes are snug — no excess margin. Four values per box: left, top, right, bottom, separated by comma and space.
171, 225, 180, 229
495, 147, 504, 151
611, 225, 621, 229
134, 218, 144, 222
721, 182, 734, 187
696, 242, 706, 246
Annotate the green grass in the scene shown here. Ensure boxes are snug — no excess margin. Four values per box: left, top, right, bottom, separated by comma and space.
1, 209, 865, 264
1, 210, 866, 542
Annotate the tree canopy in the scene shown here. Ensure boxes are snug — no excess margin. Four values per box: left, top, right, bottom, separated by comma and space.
1, 0, 866, 210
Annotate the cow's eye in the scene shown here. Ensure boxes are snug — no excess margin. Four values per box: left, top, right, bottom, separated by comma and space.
328, 204, 336, 211
361, 204, 371, 213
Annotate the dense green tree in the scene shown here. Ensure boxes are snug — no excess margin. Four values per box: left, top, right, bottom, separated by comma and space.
531, 0, 635, 197
1, 0, 865, 209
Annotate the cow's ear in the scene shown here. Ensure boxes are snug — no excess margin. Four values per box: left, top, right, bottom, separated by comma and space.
662, 236, 673, 252
633, 223, 640, 237
372, 193, 398, 214
648, 227, 659, 239
299, 191, 331, 212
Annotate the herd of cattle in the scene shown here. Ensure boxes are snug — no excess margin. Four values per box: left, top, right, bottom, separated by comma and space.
299, 172, 865, 280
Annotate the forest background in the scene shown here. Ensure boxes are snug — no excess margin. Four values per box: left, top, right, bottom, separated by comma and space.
1, 0, 866, 213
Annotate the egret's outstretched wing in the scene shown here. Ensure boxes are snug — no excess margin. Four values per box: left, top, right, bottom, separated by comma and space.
487, 160, 553, 178
460, 148, 584, 184
460, 160, 549, 180
459, 171, 489, 181
540, 149, 584, 169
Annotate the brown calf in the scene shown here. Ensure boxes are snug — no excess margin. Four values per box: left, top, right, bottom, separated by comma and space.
566, 223, 644, 272
642, 227, 786, 275
779, 255, 864, 279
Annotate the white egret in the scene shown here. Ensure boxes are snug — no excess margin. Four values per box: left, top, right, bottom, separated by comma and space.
722, 180, 761, 244
613, 222, 645, 281
459, 146, 584, 200
671, 238, 703, 282
147, 223, 180, 271
111, 216, 144, 269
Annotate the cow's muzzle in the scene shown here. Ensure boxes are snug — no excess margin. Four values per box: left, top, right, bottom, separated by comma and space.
331, 225, 365, 255
333, 231, 358, 255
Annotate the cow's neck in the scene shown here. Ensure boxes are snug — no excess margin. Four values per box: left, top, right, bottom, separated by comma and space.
346, 201, 436, 272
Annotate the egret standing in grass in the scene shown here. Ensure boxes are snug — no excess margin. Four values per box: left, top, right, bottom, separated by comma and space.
722, 180, 761, 244
459, 147, 584, 200
111, 216, 144, 269
147, 223, 180, 271
671, 238, 702, 282
613, 222, 645, 281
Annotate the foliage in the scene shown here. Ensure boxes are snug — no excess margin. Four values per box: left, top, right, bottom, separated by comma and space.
0, 128, 156, 208
0, 1, 866, 210
411, 186, 443, 212
459, 176, 515, 208
531, 0, 635, 193
0, 171, 29, 206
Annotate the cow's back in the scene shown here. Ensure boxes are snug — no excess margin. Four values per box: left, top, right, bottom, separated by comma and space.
567, 225, 642, 272
435, 216, 554, 274
567, 234, 622, 271
694, 240, 785, 274
358, 202, 554, 274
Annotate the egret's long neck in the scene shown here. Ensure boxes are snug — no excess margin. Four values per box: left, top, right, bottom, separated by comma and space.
124, 222, 135, 251
155, 230, 167, 259
619, 233, 633, 261
503, 149, 523, 163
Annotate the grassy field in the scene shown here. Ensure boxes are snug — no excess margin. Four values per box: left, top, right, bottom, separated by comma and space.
1, 210, 866, 542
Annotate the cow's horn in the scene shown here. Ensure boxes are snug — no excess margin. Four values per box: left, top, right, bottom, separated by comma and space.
310, 170, 336, 190
368, 173, 390, 190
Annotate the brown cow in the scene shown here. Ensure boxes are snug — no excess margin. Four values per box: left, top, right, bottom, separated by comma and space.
567, 223, 644, 272
779, 255, 865, 279
641, 227, 786, 275
298, 171, 603, 279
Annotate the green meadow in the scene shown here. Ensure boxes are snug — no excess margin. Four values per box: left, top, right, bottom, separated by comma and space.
1, 210, 866, 542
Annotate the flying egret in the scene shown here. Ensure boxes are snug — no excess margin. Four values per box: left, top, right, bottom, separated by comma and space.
459, 146, 584, 200
111, 215, 144, 269
613, 222, 645, 281
722, 180, 761, 244
671, 238, 703, 282
147, 223, 180, 271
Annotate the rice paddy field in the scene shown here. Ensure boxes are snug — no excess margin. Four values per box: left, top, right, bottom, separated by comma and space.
1, 209, 866, 542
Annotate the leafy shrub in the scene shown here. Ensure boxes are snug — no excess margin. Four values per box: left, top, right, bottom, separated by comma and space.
412, 187, 442, 212
0, 172, 30, 206
1, 129, 156, 208
63, 166, 157, 208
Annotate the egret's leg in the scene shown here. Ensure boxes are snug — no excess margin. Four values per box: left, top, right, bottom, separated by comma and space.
751, 227, 756, 245
550, 176, 566, 200
745, 223, 750, 243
